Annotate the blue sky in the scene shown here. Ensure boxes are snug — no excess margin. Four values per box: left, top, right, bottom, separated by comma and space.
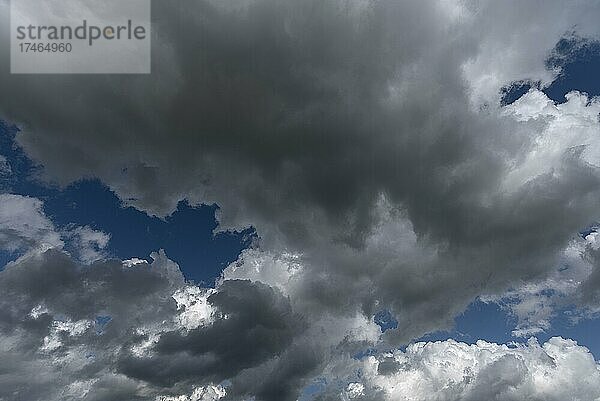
0, 121, 255, 285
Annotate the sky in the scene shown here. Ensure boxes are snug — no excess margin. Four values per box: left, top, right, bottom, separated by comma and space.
0, 121, 255, 284
3, 1, 600, 401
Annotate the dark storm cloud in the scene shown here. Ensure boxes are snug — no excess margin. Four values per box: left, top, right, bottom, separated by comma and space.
0, 250, 313, 401
118, 280, 306, 392
0, 0, 597, 253
3, 0, 599, 321
2, 0, 600, 400
0, 249, 181, 400
0, 250, 180, 326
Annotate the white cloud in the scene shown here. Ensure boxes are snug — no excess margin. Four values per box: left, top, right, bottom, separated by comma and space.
480, 85, 600, 334
40, 318, 93, 352
156, 385, 226, 401
64, 225, 111, 264
221, 249, 302, 294
325, 337, 600, 401
462, 3, 600, 106
123, 257, 149, 267
0, 194, 63, 253
0, 194, 112, 265
172, 286, 216, 330
345, 382, 365, 400
60, 379, 97, 401
585, 230, 600, 250
502, 89, 600, 191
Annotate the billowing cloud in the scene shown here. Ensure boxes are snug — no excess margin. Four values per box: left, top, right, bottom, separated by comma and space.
0, 194, 63, 252
0, 247, 294, 400
1, 0, 600, 329
0, 193, 110, 263
0, 249, 181, 400
2, 247, 600, 401
0, 246, 379, 401
315, 337, 600, 401
2, 0, 600, 400
157, 385, 226, 401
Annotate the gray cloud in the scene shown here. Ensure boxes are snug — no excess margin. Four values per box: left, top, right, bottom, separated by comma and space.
2, 0, 600, 333
6, 248, 598, 401
0, 249, 315, 401
2, 0, 600, 399
0, 249, 179, 400
118, 280, 306, 391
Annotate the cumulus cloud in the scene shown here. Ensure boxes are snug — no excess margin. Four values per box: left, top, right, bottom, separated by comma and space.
0, 249, 181, 400
3, 246, 599, 401
0, 246, 378, 401
474, 89, 600, 336
502, 89, 600, 190
0, 193, 110, 263
1, 0, 600, 332
0, 247, 282, 400
156, 385, 227, 401
2, 0, 600, 399
0, 194, 63, 252
315, 337, 600, 401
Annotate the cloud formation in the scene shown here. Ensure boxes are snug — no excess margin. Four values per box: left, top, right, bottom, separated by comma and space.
0, 194, 63, 252
3, 247, 600, 401
316, 337, 600, 401
0, 246, 375, 401
2, 0, 600, 399
0, 193, 110, 263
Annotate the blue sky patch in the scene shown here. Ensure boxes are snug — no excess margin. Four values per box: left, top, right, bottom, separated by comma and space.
0, 121, 255, 285
501, 35, 600, 105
